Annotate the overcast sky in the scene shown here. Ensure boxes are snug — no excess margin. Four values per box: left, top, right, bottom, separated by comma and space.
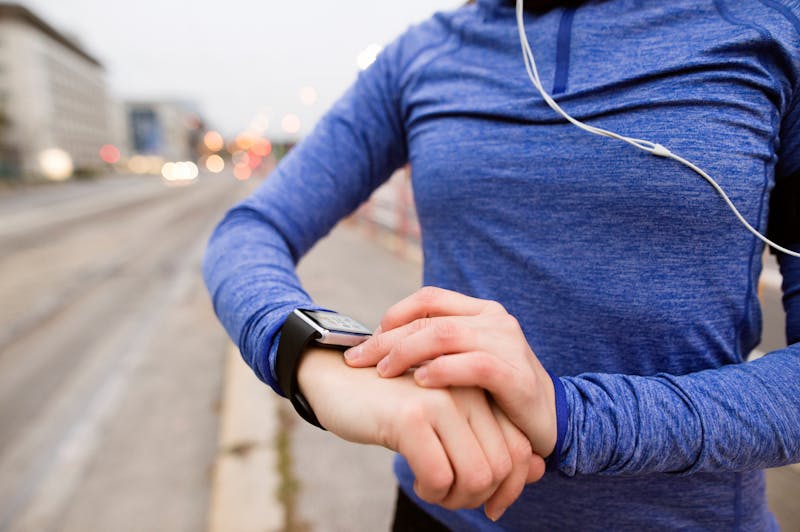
17, 0, 462, 138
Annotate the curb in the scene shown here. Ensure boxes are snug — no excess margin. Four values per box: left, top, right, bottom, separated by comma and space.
208, 346, 284, 532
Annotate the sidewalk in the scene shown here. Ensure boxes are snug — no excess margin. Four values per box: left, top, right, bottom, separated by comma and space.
209, 221, 422, 532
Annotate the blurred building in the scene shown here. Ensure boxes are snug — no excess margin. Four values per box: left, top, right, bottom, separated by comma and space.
0, 3, 114, 177
125, 100, 204, 163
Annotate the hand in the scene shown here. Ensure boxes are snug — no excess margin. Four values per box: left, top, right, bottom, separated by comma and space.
344, 286, 558, 459
297, 347, 545, 520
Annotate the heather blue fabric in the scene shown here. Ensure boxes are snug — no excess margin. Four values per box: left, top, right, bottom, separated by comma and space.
203, 0, 800, 529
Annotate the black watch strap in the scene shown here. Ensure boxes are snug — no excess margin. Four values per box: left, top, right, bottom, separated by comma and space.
276, 310, 325, 429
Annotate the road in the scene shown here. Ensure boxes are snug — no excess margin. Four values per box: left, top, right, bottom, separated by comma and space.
0, 173, 256, 532
0, 173, 796, 531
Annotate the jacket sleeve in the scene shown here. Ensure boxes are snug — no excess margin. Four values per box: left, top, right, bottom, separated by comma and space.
556, 332, 800, 476
555, 168, 800, 477
202, 37, 408, 395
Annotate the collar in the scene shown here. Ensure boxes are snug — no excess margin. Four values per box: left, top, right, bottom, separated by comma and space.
476, 0, 586, 14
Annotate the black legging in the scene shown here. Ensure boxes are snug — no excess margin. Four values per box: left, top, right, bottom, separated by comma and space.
391, 487, 452, 532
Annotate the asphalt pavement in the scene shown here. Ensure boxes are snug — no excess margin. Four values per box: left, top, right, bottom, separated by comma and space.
0, 173, 257, 531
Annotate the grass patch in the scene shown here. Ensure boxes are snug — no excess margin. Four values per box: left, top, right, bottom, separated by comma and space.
276, 403, 310, 532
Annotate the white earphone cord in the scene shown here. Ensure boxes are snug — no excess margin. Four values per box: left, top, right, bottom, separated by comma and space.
515, 0, 800, 259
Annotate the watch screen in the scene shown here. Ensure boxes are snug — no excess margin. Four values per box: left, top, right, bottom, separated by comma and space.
305, 310, 371, 335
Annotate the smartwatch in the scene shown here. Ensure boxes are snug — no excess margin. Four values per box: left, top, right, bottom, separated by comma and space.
276, 309, 372, 428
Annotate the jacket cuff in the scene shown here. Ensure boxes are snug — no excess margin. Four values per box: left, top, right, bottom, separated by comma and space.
545, 371, 568, 472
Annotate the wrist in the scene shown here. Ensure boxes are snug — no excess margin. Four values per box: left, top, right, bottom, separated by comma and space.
296, 347, 353, 429
296, 347, 391, 446
276, 308, 371, 428
297, 347, 346, 406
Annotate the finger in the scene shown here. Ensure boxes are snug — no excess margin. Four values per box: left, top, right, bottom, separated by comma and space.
433, 397, 496, 510
343, 318, 424, 367
464, 395, 515, 510
417, 354, 554, 461
397, 422, 454, 504
380, 286, 499, 332
377, 317, 488, 378
483, 406, 534, 522
415, 351, 515, 399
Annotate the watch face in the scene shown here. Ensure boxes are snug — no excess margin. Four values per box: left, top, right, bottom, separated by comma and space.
304, 310, 371, 335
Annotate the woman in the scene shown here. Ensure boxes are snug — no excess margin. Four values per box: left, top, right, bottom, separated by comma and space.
204, 0, 800, 529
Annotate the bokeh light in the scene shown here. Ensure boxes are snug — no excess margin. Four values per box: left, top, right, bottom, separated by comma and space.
356, 44, 383, 70
233, 163, 251, 181
149, 157, 164, 174
281, 114, 301, 135
204, 131, 225, 152
128, 155, 149, 174
38, 148, 73, 181
127, 155, 164, 174
99, 144, 121, 164
161, 161, 199, 182
205, 154, 225, 173
236, 133, 256, 151
251, 138, 272, 157
299, 86, 318, 106
161, 162, 175, 180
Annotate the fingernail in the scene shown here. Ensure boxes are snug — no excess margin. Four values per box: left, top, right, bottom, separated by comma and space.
415, 366, 428, 383
487, 507, 506, 522
377, 357, 390, 376
344, 345, 362, 363
373, 325, 382, 334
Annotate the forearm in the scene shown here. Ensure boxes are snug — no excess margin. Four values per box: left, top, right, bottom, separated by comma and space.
203, 188, 324, 392
558, 344, 800, 476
